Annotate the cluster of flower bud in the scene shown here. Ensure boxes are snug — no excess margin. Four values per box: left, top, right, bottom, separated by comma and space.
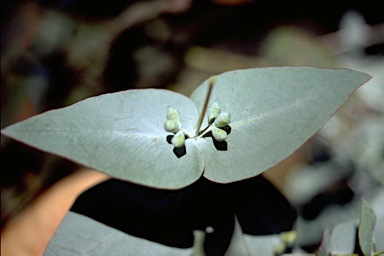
164, 101, 231, 149
273, 230, 297, 255
207, 101, 231, 142
164, 107, 185, 148
164, 107, 181, 133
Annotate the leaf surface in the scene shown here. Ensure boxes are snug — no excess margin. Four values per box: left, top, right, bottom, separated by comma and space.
44, 212, 193, 256
2, 89, 203, 189
316, 228, 331, 256
191, 67, 371, 182
359, 198, 376, 256
330, 220, 356, 255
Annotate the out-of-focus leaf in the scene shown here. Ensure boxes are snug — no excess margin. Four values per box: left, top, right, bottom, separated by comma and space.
70, 178, 196, 248
330, 220, 357, 255
70, 175, 296, 253
224, 216, 285, 256
316, 228, 331, 256
44, 212, 193, 256
359, 198, 376, 256
2, 67, 371, 188
224, 217, 249, 256
316, 198, 380, 256
243, 234, 283, 256
370, 188, 384, 253
258, 27, 335, 67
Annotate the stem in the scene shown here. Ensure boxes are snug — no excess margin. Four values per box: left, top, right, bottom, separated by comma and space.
197, 125, 213, 139
194, 77, 216, 137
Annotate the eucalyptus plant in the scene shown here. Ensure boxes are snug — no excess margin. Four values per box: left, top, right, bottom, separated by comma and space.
1, 66, 372, 255
1, 67, 371, 189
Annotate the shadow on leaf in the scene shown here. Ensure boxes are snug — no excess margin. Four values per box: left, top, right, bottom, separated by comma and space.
202, 125, 231, 151
213, 138, 227, 151
166, 135, 186, 158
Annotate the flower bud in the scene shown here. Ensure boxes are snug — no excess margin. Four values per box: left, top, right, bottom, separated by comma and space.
164, 119, 180, 133
279, 230, 297, 246
171, 130, 185, 148
208, 76, 217, 85
214, 112, 231, 128
211, 126, 227, 142
167, 107, 181, 122
207, 101, 221, 124
273, 243, 286, 255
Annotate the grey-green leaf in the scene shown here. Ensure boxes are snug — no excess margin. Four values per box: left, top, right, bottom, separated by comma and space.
330, 220, 357, 255
190, 67, 371, 183
316, 228, 331, 256
2, 67, 371, 188
2, 89, 203, 189
359, 198, 376, 256
44, 212, 193, 256
225, 216, 283, 256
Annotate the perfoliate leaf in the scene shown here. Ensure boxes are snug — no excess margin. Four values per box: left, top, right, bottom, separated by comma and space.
1, 67, 371, 188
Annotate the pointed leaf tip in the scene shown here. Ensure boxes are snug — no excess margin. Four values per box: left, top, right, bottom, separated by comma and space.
1, 67, 372, 188
190, 67, 371, 183
1, 89, 203, 189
